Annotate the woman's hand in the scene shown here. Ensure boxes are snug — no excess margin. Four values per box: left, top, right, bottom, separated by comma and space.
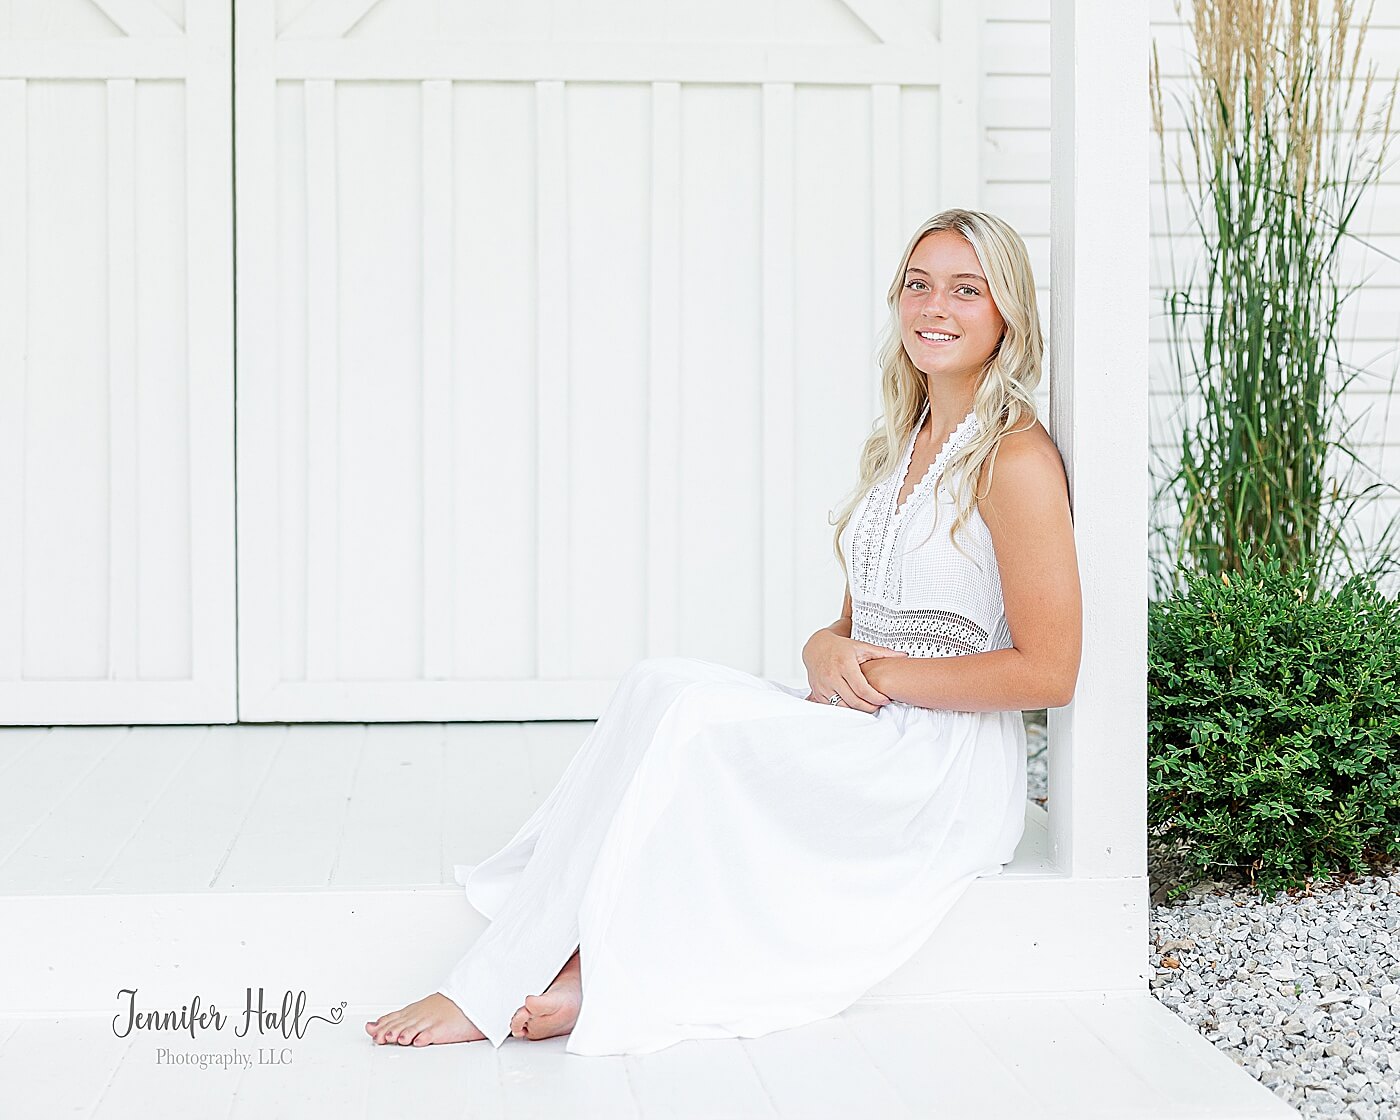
801, 629, 909, 713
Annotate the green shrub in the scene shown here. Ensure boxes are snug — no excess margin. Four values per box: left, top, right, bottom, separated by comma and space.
1147, 545, 1400, 900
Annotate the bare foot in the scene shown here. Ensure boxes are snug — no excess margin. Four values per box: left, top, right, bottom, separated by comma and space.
365, 993, 487, 1046
510, 947, 582, 1041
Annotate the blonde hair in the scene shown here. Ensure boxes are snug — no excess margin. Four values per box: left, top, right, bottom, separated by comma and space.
830, 208, 1044, 581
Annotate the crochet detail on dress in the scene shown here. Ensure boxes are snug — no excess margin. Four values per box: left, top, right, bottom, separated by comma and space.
851, 600, 988, 658
841, 398, 1008, 662
883, 404, 981, 603
890, 404, 980, 524
849, 401, 978, 603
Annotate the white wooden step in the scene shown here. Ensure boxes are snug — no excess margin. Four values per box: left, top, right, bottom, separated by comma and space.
0, 723, 1295, 1117
2, 723, 1139, 1014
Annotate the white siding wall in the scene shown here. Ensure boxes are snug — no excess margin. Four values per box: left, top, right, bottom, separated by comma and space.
984, 0, 1400, 595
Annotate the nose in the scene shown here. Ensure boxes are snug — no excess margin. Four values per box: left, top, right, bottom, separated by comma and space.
918, 286, 953, 320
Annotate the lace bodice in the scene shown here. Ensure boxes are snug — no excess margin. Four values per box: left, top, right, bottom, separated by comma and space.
838, 400, 1013, 659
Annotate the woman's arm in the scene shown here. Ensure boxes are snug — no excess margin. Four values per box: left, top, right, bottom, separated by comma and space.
804, 586, 854, 650
863, 424, 1082, 712
829, 587, 854, 639
801, 588, 856, 702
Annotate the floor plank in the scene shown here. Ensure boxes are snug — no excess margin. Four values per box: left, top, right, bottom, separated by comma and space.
0, 727, 127, 889
494, 1033, 641, 1119
215, 725, 357, 889
0, 1018, 129, 1116
441, 721, 536, 877
739, 1012, 919, 1120
1063, 993, 1295, 1117
338, 723, 444, 887
99, 724, 281, 892
623, 1036, 779, 1119
840, 998, 1044, 1118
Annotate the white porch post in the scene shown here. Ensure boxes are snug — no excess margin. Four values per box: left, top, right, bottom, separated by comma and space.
1048, 0, 1150, 923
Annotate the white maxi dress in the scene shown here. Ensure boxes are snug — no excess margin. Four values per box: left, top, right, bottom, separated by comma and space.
437, 399, 1027, 1056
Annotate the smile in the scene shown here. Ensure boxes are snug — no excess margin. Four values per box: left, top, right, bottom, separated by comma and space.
916, 330, 959, 344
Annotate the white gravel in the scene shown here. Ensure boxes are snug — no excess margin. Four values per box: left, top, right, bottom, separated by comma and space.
1024, 713, 1400, 1118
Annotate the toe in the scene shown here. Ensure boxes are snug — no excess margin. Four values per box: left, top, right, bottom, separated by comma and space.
520, 1011, 565, 1041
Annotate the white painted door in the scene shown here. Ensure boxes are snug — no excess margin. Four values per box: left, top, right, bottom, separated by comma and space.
235, 0, 981, 721
0, 0, 236, 726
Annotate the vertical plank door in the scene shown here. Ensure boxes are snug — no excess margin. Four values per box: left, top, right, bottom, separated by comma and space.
234, 0, 983, 721
0, 0, 236, 726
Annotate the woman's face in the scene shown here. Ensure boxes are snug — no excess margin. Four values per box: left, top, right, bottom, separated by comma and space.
898, 230, 1005, 382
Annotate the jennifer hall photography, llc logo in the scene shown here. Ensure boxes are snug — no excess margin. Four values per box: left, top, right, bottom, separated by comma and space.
111, 986, 347, 1069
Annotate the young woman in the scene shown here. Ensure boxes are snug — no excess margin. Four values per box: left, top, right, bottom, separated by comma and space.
366, 208, 1082, 1056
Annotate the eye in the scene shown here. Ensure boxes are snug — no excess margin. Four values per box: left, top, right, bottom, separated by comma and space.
904, 279, 980, 295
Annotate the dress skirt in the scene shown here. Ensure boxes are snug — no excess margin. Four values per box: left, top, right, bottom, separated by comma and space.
436, 655, 1027, 1057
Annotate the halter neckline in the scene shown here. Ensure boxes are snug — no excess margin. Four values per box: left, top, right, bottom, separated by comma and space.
890, 400, 979, 522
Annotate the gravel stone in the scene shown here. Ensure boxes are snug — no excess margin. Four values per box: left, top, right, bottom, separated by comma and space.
1024, 713, 1400, 1119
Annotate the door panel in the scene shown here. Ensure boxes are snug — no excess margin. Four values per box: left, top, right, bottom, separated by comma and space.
0, 0, 235, 725
235, 0, 978, 720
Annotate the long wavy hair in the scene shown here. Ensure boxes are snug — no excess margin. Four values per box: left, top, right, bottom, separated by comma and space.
829, 209, 1044, 582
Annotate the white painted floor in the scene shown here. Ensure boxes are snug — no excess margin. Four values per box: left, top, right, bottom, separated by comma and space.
0, 993, 1299, 1119
0, 722, 1298, 1119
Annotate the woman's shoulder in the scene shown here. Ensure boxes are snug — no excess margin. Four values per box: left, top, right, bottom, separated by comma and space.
974, 416, 1068, 502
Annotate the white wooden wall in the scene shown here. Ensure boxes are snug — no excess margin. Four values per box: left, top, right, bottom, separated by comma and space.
0, 0, 236, 726
3, 0, 1394, 725
233, 0, 986, 721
